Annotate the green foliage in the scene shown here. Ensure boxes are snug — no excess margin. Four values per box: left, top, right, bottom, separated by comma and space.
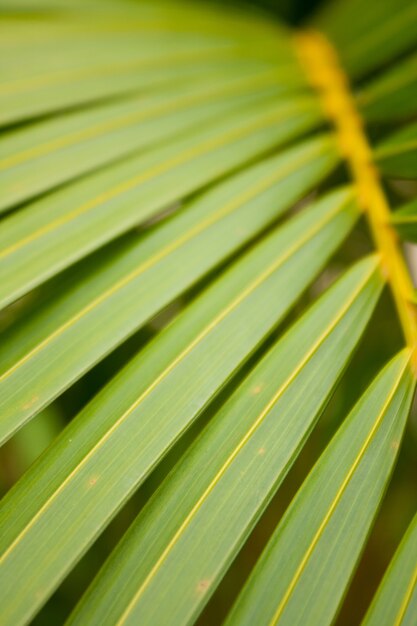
392, 199, 417, 243
226, 351, 414, 626
363, 511, 417, 626
375, 121, 417, 180
0, 0, 416, 625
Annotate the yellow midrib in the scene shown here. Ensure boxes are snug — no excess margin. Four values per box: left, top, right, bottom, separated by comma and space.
295, 31, 417, 374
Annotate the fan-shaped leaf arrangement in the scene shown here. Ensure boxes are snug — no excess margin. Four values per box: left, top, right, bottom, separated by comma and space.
0, 0, 416, 624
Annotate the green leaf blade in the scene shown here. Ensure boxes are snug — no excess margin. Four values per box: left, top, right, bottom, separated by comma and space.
363, 511, 417, 626
226, 350, 415, 626
0, 9, 299, 128
0, 189, 358, 626
357, 52, 417, 123
315, 0, 417, 79
391, 198, 417, 243
375, 121, 417, 180
0, 136, 339, 442
0, 96, 318, 306
67, 255, 384, 626
0, 71, 302, 212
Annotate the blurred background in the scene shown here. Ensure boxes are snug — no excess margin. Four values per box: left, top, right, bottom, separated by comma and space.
225, 0, 321, 25
1, 0, 416, 624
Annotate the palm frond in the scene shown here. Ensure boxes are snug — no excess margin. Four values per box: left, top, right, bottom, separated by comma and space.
226, 351, 415, 626
392, 199, 417, 243
0, 1, 416, 625
375, 121, 417, 180
0, 190, 360, 625
0, 130, 332, 308
363, 511, 417, 626
357, 52, 417, 123
67, 257, 383, 626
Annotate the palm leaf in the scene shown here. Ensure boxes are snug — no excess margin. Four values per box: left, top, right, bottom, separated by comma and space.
0, 7, 295, 125
0, 132, 333, 308
314, 0, 417, 78
392, 198, 417, 243
0, 179, 348, 445
225, 351, 415, 626
363, 511, 417, 626
375, 121, 417, 180
0, 95, 319, 214
357, 52, 417, 123
67, 257, 382, 626
0, 190, 358, 625
0, 70, 301, 210
0, 0, 416, 624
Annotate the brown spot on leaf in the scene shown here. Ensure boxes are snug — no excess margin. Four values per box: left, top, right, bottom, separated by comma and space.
22, 395, 39, 410
196, 579, 211, 594
251, 383, 264, 395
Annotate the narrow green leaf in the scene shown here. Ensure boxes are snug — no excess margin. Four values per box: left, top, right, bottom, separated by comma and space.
1, 0, 291, 40
1, 1, 292, 68
363, 511, 417, 626
375, 121, 417, 179
0, 127, 337, 307
391, 198, 417, 243
2, 26, 275, 74
0, 136, 339, 441
0, 0, 281, 33
0, 130, 335, 310
68, 255, 384, 626
315, 0, 417, 79
0, 94, 320, 256
0, 69, 300, 211
3, 28, 292, 84
0, 10, 297, 127
0, 56, 292, 129
0, 189, 358, 626
0, 405, 63, 492
357, 52, 417, 123
226, 350, 415, 626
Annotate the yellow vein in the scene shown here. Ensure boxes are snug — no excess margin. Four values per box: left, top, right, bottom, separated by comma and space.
393, 560, 417, 626
0, 70, 284, 171
0, 98, 313, 262
0, 141, 322, 386
0, 194, 352, 564
115, 256, 381, 625
269, 352, 411, 625
296, 31, 417, 372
